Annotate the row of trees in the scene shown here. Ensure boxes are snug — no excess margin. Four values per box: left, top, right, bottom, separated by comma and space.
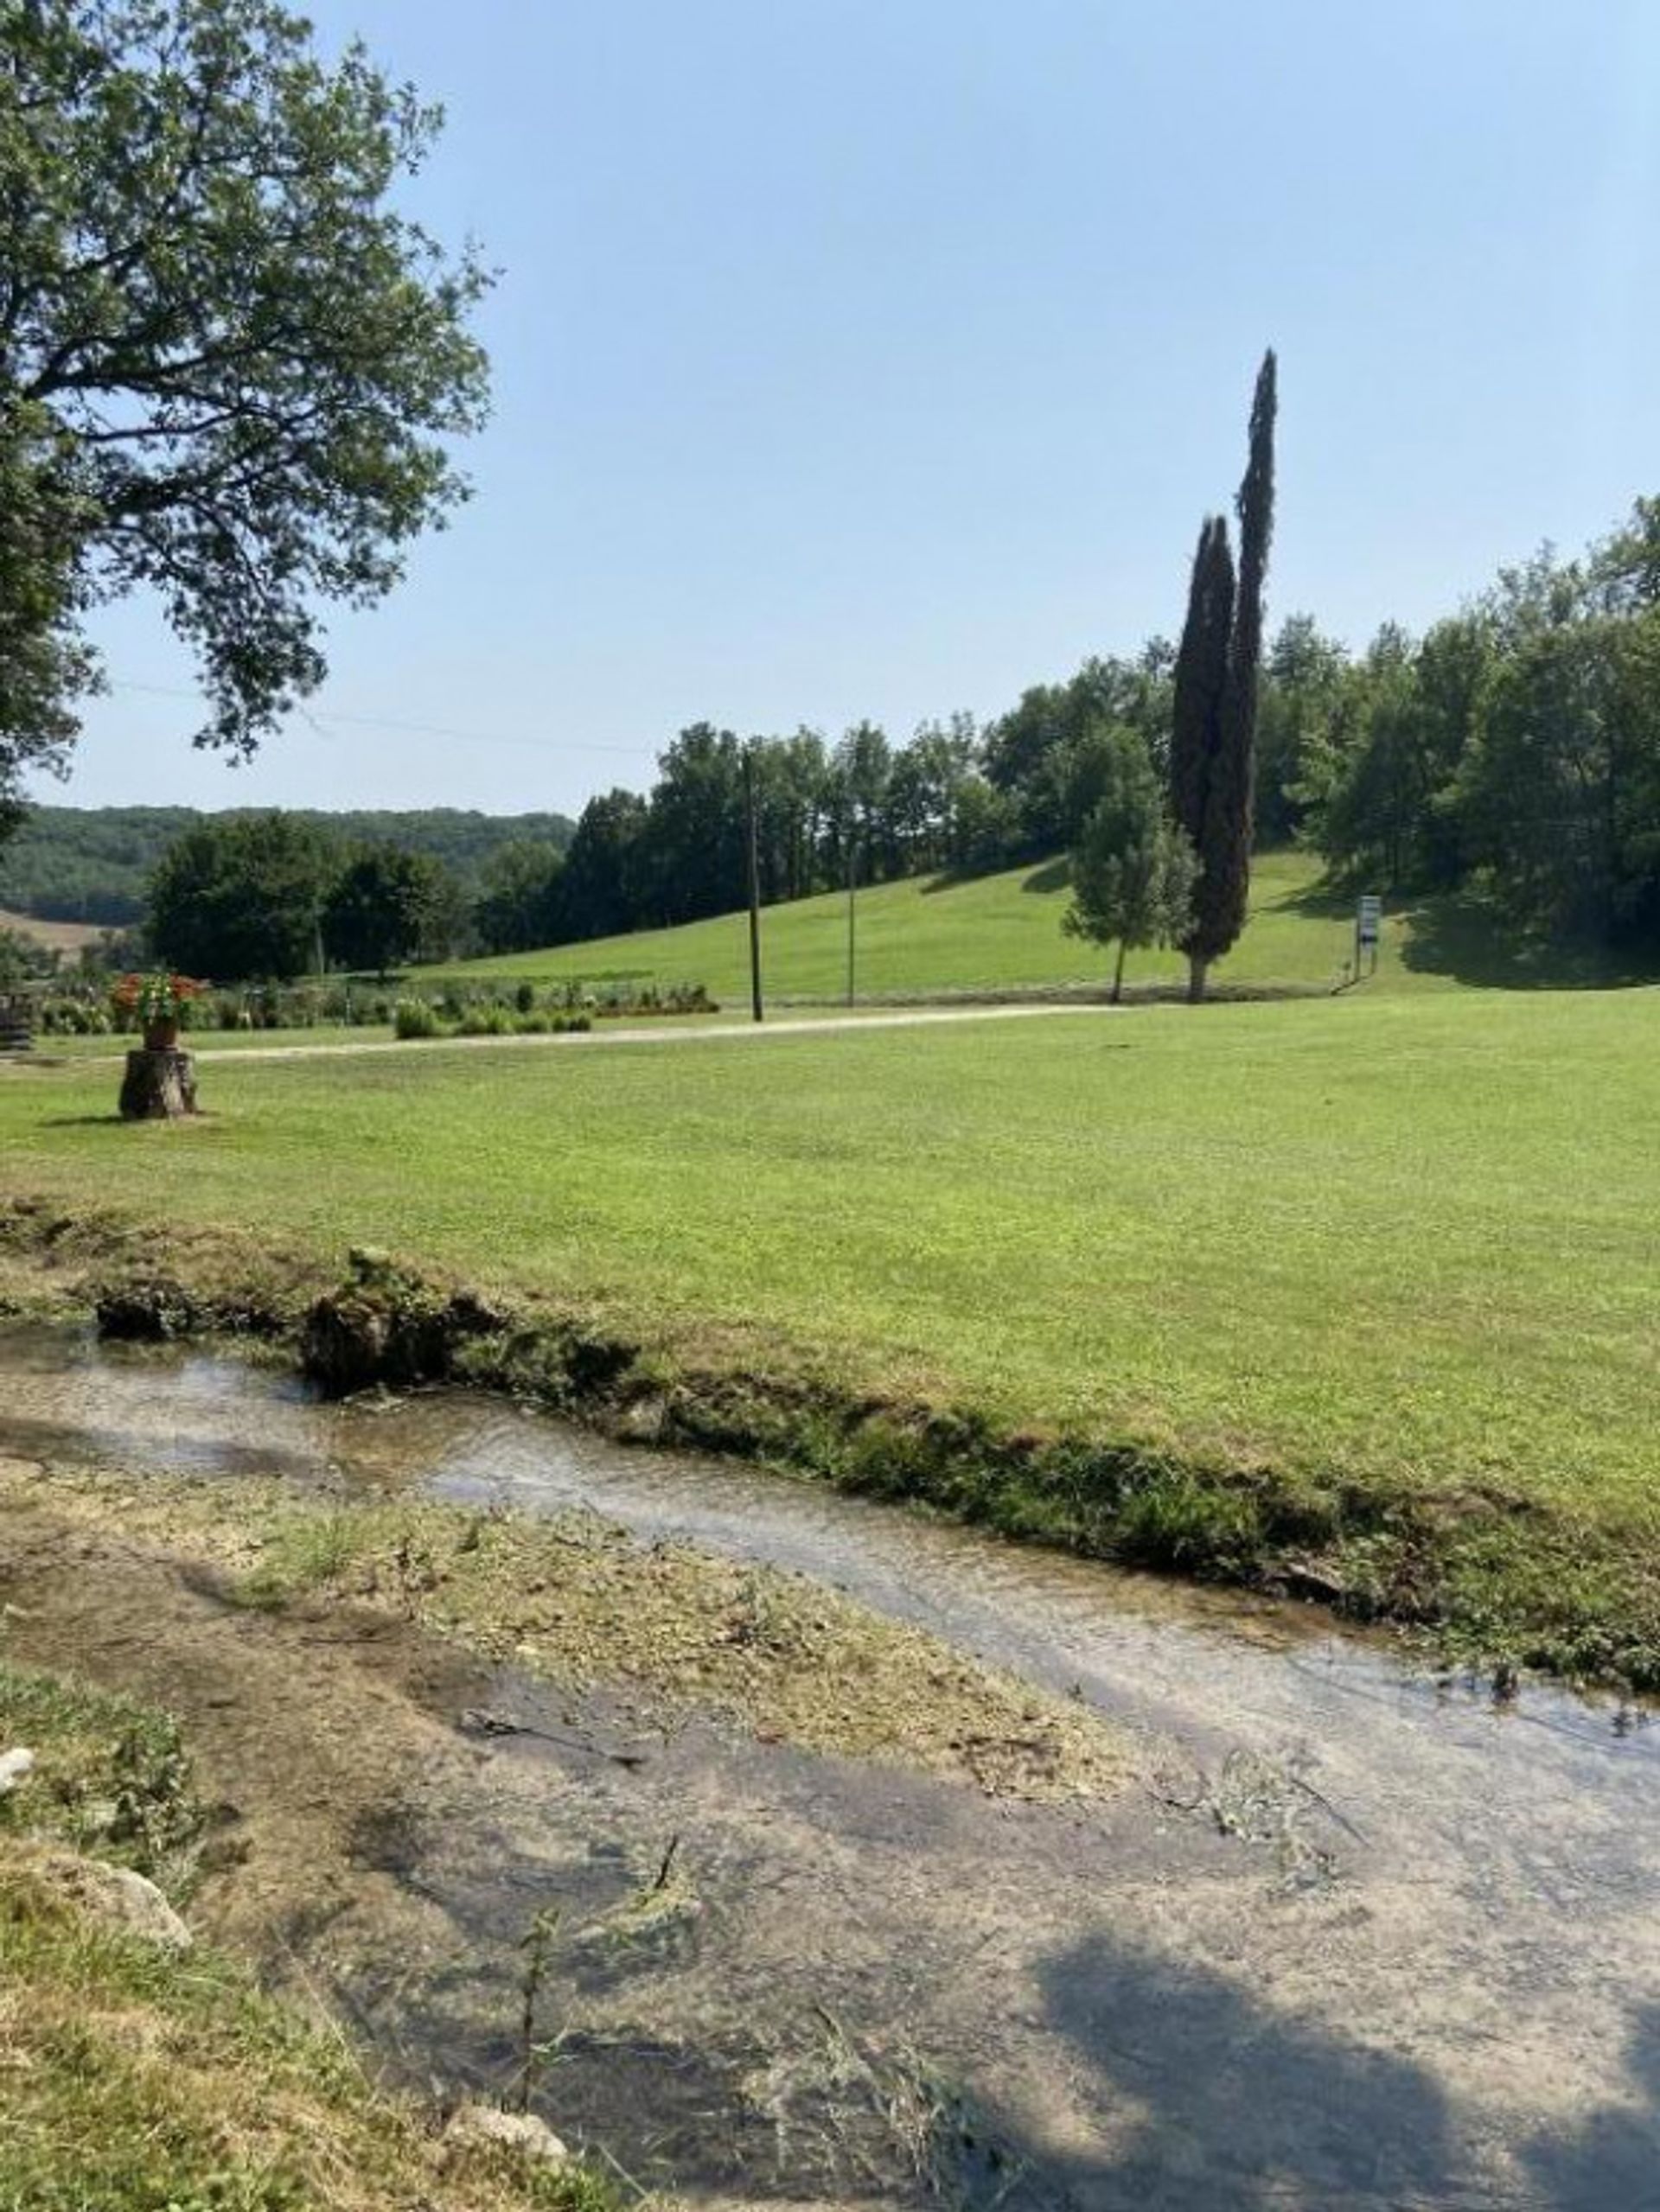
1276, 504, 1660, 946
148, 816, 464, 979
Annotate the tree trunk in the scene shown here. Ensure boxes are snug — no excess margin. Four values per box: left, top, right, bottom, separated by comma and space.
119, 1049, 199, 1121
1112, 941, 1127, 1004
1186, 953, 1209, 1004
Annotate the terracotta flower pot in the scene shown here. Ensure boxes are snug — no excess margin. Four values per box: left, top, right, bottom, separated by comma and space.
144, 1017, 180, 1052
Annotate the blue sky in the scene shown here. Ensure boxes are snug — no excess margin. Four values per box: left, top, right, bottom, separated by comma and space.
49, 0, 1660, 818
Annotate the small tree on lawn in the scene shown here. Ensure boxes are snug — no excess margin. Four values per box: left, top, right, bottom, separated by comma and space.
1063, 725, 1197, 1000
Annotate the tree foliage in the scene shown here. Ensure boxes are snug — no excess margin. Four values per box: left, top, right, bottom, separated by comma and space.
0, 0, 491, 819
1169, 513, 1236, 991
1063, 725, 1196, 998
147, 809, 334, 978
1296, 501, 1660, 950
322, 844, 456, 975
1172, 352, 1278, 998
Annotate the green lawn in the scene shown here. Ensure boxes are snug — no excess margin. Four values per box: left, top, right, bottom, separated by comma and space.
4, 988, 1657, 1526
422, 850, 1386, 1000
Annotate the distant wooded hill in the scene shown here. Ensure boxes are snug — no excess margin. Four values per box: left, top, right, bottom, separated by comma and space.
0, 806, 575, 926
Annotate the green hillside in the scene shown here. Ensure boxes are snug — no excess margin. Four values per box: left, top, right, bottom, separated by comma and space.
422, 851, 1448, 1002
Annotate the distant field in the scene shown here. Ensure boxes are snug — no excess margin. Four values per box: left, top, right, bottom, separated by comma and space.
0, 908, 105, 955
417, 851, 1519, 1003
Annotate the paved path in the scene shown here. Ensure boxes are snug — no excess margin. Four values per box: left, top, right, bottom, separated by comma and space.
69, 1000, 1119, 1068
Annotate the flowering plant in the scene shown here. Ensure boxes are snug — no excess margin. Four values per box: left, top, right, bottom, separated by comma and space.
112, 972, 207, 1024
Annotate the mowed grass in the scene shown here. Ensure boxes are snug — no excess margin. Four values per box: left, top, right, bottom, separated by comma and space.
423, 849, 1392, 1000
3, 988, 1657, 1530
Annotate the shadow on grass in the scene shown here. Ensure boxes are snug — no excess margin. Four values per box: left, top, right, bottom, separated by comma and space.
916, 857, 1071, 897
985, 1933, 1658, 2209
1283, 869, 1660, 991
1401, 894, 1660, 991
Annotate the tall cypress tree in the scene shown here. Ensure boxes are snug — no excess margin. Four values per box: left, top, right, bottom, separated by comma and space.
1170, 514, 1237, 999
1172, 350, 1278, 1001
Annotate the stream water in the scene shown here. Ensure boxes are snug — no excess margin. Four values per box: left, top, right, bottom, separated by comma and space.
3, 1323, 1657, 2210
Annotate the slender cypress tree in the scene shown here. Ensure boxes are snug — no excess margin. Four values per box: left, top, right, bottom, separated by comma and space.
1170, 514, 1236, 999
1172, 350, 1278, 1001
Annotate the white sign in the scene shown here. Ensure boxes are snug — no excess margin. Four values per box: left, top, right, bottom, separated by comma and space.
1357, 895, 1382, 948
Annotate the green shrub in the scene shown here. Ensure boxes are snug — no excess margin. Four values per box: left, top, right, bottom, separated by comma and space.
393, 998, 440, 1041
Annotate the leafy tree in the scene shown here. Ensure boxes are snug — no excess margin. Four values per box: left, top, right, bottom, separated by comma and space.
556, 789, 652, 942
1255, 615, 1349, 843
945, 775, 1021, 871
1459, 611, 1660, 943
0, 397, 94, 836
0, 0, 490, 825
471, 839, 565, 955
323, 845, 458, 975
638, 724, 749, 925
834, 720, 893, 877
0, 924, 41, 989
884, 716, 978, 872
1063, 726, 1196, 999
146, 812, 335, 979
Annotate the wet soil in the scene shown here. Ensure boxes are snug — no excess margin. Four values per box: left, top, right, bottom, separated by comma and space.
3, 1323, 1659, 2209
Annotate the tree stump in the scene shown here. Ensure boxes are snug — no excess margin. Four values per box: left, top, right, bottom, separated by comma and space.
118, 1048, 199, 1121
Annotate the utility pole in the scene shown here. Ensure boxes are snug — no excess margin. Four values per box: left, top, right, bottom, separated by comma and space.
744, 744, 764, 1023
846, 816, 858, 1008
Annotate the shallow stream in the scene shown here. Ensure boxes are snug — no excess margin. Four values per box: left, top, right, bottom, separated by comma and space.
3, 1323, 1657, 2210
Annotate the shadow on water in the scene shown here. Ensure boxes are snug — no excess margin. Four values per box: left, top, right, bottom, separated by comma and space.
1521, 2004, 1660, 2210
1017, 1935, 1466, 2210
986, 1937, 1660, 2212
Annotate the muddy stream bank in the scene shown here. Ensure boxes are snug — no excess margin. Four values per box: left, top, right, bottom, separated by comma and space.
2, 1322, 1657, 2210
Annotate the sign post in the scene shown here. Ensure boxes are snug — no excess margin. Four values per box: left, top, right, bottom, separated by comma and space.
1356, 894, 1382, 979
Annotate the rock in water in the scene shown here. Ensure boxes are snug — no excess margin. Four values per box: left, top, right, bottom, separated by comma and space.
29, 1850, 194, 1951
0, 1747, 35, 1794
444, 2105, 571, 2167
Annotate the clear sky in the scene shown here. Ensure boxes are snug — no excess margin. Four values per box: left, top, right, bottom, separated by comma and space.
43, 0, 1660, 819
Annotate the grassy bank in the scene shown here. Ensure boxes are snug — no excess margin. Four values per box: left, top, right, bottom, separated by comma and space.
422, 850, 1373, 999
417, 849, 1657, 1004
3, 983, 1660, 1686
0, 1659, 616, 2212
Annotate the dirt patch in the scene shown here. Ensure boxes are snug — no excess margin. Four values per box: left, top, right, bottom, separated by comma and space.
0, 1456, 1127, 1806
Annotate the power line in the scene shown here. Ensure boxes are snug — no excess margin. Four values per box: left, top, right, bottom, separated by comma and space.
105, 679, 649, 758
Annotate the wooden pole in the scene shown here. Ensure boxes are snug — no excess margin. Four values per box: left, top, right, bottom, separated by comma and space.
744, 746, 764, 1024
846, 822, 858, 1008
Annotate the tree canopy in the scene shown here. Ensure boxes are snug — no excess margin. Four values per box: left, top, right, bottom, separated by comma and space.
1172, 351, 1278, 1000
147, 809, 334, 978
1063, 724, 1195, 1000
0, 0, 491, 820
